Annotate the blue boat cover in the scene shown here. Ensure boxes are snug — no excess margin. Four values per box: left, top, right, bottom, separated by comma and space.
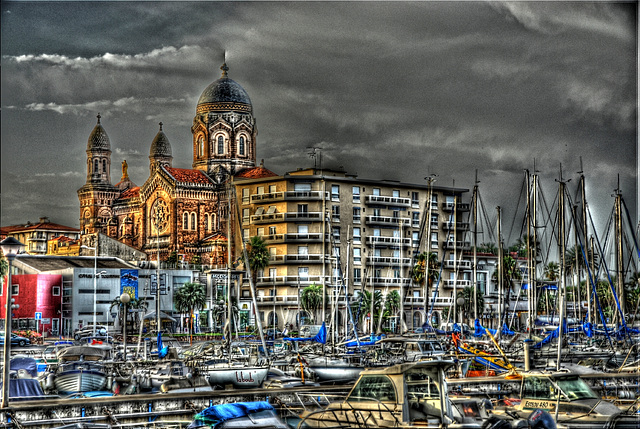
193, 401, 274, 426
0, 379, 44, 399
11, 357, 38, 378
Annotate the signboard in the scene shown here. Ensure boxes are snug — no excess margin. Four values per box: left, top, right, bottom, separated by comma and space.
34, 312, 42, 320
150, 274, 167, 295
120, 269, 139, 299
41, 318, 51, 324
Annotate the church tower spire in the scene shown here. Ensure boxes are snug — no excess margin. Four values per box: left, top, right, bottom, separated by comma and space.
77, 114, 119, 235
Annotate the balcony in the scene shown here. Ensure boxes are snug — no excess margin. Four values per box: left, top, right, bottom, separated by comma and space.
366, 256, 411, 267
262, 232, 326, 244
442, 279, 472, 288
366, 236, 411, 247
441, 222, 470, 232
442, 240, 471, 250
370, 277, 411, 287
442, 259, 472, 270
269, 254, 325, 264
365, 215, 411, 227
442, 202, 470, 212
253, 275, 329, 287
365, 195, 411, 207
250, 190, 327, 203
251, 211, 323, 224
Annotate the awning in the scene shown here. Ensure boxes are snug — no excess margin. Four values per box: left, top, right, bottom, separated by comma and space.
143, 310, 177, 322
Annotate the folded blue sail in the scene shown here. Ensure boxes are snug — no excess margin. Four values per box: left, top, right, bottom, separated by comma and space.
193, 401, 274, 426
284, 322, 327, 344
474, 319, 514, 337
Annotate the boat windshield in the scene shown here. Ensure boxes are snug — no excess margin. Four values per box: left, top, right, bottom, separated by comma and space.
555, 376, 599, 401
347, 375, 397, 403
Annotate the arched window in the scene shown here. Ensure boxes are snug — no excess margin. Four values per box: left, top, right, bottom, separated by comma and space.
239, 136, 245, 155
198, 135, 204, 157
102, 159, 106, 173
191, 213, 196, 230
94, 159, 99, 173
183, 212, 189, 230
217, 136, 224, 154
204, 214, 209, 231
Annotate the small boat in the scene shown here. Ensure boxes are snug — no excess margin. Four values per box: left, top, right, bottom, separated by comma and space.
205, 362, 270, 389
52, 345, 110, 394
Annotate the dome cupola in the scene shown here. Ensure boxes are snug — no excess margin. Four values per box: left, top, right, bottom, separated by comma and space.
149, 122, 173, 172
87, 114, 111, 152
196, 63, 252, 115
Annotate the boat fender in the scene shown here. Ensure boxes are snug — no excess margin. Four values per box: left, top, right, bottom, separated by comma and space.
526, 409, 556, 429
45, 372, 55, 391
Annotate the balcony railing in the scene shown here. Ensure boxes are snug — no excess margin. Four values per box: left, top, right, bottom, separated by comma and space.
366, 236, 411, 247
262, 232, 326, 244
442, 260, 472, 270
250, 190, 327, 203
251, 212, 323, 224
366, 256, 411, 267
442, 202, 470, 212
253, 275, 329, 286
442, 279, 472, 287
370, 277, 411, 287
365, 216, 411, 227
365, 195, 411, 207
269, 254, 325, 264
442, 240, 471, 250
441, 222, 470, 231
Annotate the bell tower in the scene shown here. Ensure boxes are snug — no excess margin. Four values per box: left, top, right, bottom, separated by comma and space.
77, 114, 119, 235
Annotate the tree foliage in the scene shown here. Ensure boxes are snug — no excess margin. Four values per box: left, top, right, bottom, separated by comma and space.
300, 283, 324, 323
174, 282, 207, 342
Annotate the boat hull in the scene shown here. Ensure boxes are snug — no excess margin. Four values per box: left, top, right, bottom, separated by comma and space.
54, 362, 107, 393
207, 365, 269, 389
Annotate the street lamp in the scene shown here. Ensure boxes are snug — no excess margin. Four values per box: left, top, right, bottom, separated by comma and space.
119, 292, 131, 362
81, 245, 104, 337
1, 237, 25, 409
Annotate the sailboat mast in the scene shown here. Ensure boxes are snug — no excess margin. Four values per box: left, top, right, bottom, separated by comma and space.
496, 206, 502, 331
615, 178, 625, 319
556, 167, 567, 372
580, 168, 592, 325
473, 171, 478, 321
526, 170, 533, 341
453, 196, 458, 325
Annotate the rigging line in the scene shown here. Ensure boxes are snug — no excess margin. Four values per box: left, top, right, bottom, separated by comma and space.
506, 172, 527, 245
477, 191, 496, 243
621, 195, 640, 263
588, 201, 629, 340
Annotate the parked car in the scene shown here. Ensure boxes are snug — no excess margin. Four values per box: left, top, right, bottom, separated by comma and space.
73, 324, 111, 340
0, 332, 31, 347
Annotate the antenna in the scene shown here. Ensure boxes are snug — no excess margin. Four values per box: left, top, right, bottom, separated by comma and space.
307, 146, 322, 170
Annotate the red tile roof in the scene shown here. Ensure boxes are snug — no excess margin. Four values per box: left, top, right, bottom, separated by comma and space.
165, 167, 214, 184
120, 186, 140, 199
50, 236, 79, 243
235, 165, 278, 179
1, 221, 79, 233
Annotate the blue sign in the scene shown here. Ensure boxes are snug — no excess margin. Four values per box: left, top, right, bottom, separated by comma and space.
35, 312, 42, 320
120, 269, 139, 299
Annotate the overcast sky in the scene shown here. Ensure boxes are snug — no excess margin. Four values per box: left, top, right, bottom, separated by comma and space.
1, 1, 637, 247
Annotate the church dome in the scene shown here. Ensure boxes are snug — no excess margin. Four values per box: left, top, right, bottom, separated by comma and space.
87, 114, 111, 151
196, 63, 252, 114
150, 122, 172, 158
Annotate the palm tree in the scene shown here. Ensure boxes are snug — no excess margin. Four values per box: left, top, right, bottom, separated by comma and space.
383, 290, 401, 332
246, 236, 270, 283
544, 262, 559, 282
412, 251, 439, 316
350, 289, 383, 331
300, 283, 323, 323
109, 296, 148, 336
477, 243, 498, 255
174, 282, 207, 344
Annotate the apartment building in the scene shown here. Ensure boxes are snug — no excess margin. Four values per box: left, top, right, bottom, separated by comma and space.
233, 167, 472, 333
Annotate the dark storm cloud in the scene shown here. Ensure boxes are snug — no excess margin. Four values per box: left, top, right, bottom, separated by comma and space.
1, 1, 636, 246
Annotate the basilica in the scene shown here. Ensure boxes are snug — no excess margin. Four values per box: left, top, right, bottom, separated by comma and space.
77, 63, 277, 264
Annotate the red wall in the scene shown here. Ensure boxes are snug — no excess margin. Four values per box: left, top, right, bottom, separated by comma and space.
1, 274, 62, 326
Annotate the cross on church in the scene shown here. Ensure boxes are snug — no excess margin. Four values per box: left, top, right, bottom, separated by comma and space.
220, 63, 229, 77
